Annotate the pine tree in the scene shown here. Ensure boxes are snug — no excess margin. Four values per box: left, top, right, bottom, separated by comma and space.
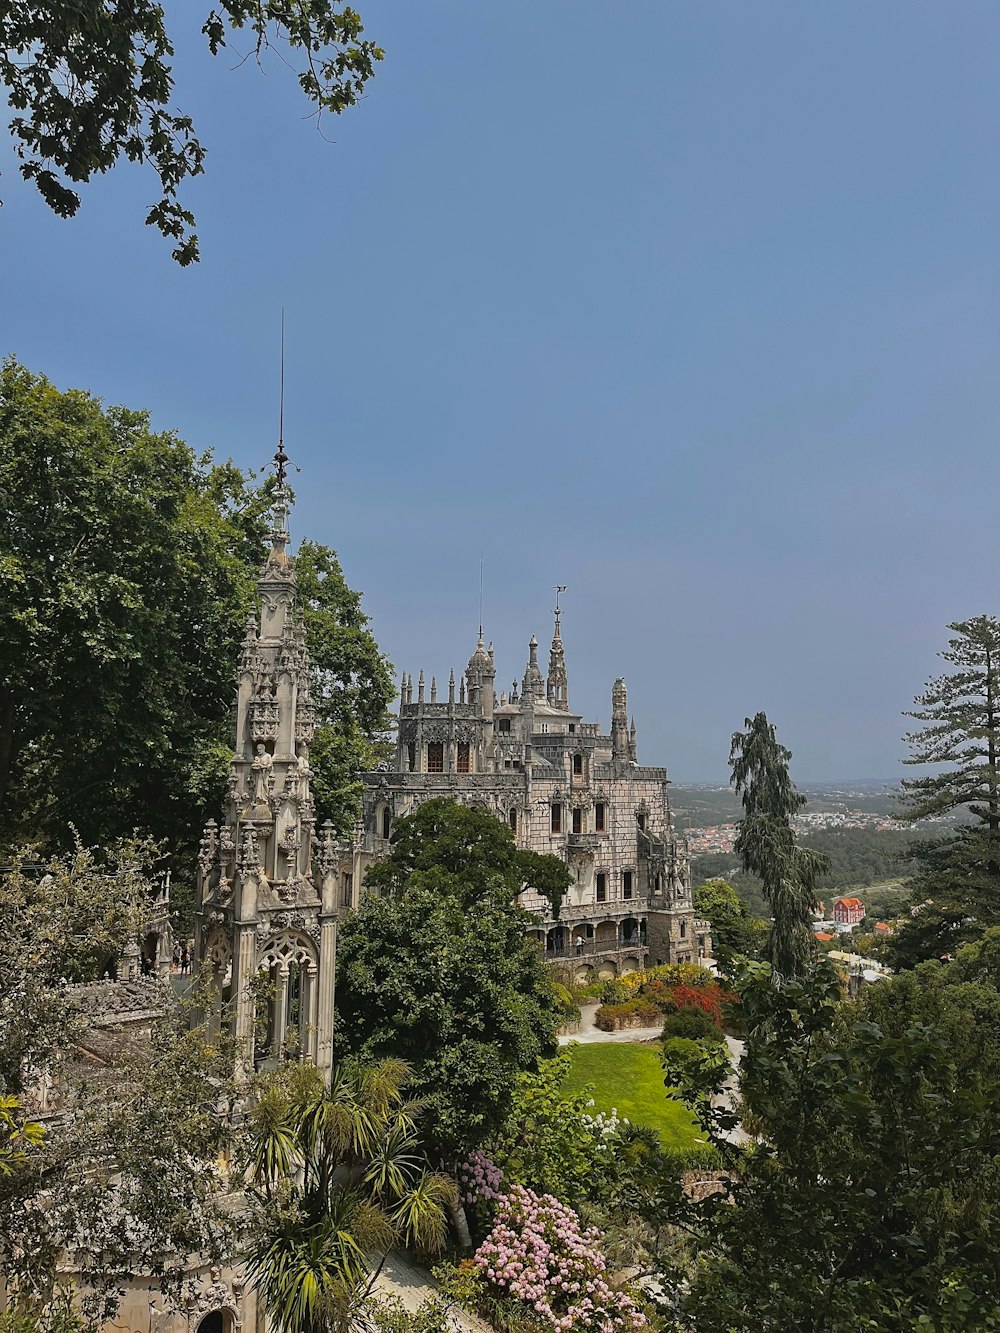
888, 616, 1000, 964
729, 713, 827, 979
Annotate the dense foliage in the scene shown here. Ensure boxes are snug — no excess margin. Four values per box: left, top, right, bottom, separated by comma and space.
667, 947, 1000, 1331
0, 2, 382, 263
0, 360, 392, 879
245, 1059, 455, 1333
0, 844, 234, 1323
336, 800, 566, 1158
692, 879, 768, 967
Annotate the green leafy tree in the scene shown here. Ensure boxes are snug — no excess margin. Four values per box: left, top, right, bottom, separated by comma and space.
488, 1053, 613, 1206
336, 800, 565, 1161
668, 951, 1000, 1332
0, 843, 236, 1322
887, 616, 1000, 965
295, 540, 394, 832
0, 358, 268, 856
693, 879, 768, 969
246, 1058, 455, 1333
0, 360, 392, 873
1, 3, 383, 263
730, 713, 828, 978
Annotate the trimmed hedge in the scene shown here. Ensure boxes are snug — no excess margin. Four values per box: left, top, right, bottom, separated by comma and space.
593, 999, 664, 1031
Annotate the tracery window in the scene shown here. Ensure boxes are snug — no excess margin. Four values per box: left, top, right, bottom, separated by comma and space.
457, 742, 471, 773
427, 742, 444, 772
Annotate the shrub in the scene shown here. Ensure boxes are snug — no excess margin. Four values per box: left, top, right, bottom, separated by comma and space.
599, 978, 631, 1005
594, 1000, 663, 1032
474, 1185, 646, 1333
661, 1007, 726, 1044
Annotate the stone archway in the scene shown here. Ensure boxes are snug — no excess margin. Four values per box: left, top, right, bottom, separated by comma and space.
595, 920, 618, 948
596, 960, 618, 981
256, 931, 320, 1065
574, 964, 594, 986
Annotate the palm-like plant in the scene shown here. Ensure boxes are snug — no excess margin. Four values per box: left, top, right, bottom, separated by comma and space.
244, 1057, 456, 1333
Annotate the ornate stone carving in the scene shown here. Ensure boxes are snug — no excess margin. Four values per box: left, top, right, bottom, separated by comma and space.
198, 820, 218, 875
250, 743, 274, 803
238, 828, 260, 875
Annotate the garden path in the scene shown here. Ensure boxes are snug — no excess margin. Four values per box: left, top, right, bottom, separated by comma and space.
374, 1250, 492, 1332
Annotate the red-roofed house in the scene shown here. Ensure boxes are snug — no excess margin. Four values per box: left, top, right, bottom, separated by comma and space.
814, 931, 835, 942
833, 896, 865, 927
874, 921, 893, 935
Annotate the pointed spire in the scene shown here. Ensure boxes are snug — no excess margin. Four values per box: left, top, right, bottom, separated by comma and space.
547, 587, 569, 711
449, 668, 456, 704
612, 678, 630, 764
522, 634, 544, 702
460, 676, 466, 704
430, 675, 437, 704
418, 669, 425, 704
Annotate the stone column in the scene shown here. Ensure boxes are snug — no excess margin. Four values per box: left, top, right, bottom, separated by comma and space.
305, 962, 319, 1060
232, 924, 259, 1082
315, 919, 337, 1083
272, 965, 289, 1061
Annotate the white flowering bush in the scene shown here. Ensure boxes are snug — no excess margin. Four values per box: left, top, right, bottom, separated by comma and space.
474, 1184, 646, 1333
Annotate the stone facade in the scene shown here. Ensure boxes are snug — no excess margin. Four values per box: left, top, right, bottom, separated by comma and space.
361, 606, 708, 982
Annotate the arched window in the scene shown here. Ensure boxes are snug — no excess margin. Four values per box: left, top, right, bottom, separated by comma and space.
572, 807, 583, 834
680, 917, 686, 939
509, 808, 518, 833
636, 811, 646, 831
595, 802, 606, 832
573, 754, 583, 775
596, 872, 607, 904
457, 742, 471, 773
622, 869, 633, 900
196, 1313, 227, 1333
381, 806, 391, 839
427, 742, 444, 772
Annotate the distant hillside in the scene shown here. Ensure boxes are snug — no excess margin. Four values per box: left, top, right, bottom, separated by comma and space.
671, 781, 902, 828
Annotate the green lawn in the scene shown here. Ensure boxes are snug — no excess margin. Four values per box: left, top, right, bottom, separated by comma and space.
561, 1041, 704, 1151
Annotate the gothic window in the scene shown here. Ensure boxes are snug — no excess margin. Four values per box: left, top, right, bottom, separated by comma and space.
407, 742, 416, 771
654, 873, 662, 894
572, 807, 583, 834
550, 803, 562, 834
342, 873, 353, 907
595, 802, 606, 832
498, 718, 512, 734
596, 872, 607, 903
509, 808, 518, 833
636, 811, 646, 831
680, 917, 686, 939
573, 754, 583, 775
623, 869, 633, 900
381, 806, 391, 839
457, 742, 471, 773
427, 742, 444, 772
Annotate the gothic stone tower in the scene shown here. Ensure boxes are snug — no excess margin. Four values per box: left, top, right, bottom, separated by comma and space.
194, 479, 342, 1082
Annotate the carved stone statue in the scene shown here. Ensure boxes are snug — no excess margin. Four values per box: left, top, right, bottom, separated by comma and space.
251, 743, 273, 804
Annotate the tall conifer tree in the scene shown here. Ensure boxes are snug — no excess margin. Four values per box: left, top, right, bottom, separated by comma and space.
730, 712, 827, 978
888, 616, 1000, 964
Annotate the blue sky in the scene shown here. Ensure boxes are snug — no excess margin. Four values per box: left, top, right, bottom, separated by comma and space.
3, 2, 999, 782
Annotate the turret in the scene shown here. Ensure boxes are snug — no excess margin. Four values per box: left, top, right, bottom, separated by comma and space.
466, 633, 495, 720
612, 678, 630, 765
522, 634, 545, 703
546, 596, 569, 711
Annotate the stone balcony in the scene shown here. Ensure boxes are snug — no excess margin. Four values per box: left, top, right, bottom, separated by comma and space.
566, 832, 603, 853
555, 898, 645, 923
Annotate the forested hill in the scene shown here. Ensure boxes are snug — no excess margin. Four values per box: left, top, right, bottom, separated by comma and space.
670, 783, 931, 919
